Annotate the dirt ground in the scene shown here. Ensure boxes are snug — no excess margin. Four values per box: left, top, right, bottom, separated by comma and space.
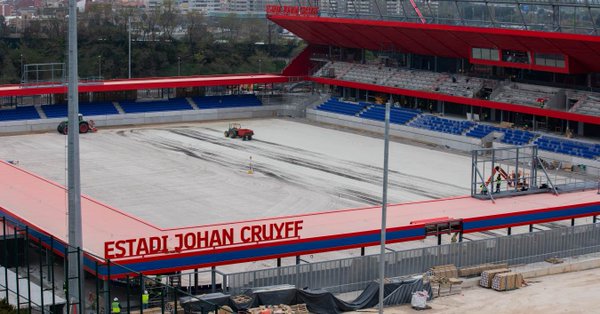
351, 267, 600, 314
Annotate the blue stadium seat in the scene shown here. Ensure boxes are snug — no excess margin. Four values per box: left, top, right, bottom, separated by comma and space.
408, 115, 475, 135
193, 95, 262, 109
119, 98, 193, 113
0, 106, 40, 121
316, 98, 366, 116
42, 102, 119, 118
466, 124, 503, 138
500, 129, 535, 145
359, 105, 421, 125
534, 136, 600, 159
466, 124, 535, 145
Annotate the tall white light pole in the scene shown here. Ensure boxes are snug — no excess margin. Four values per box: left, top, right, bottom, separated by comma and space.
378, 98, 391, 313
67, 0, 84, 311
128, 16, 132, 79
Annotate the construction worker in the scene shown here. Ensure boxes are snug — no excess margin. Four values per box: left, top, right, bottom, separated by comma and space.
142, 290, 149, 309
451, 233, 458, 243
111, 297, 121, 313
495, 174, 502, 193
480, 183, 488, 195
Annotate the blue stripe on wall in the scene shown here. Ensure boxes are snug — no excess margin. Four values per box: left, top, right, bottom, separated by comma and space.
99, 227, 425, 276
464, 204, 600, 230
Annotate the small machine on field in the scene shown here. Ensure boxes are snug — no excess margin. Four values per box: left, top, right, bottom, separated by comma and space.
224, 123, 254, 141
57, 114, 97, 134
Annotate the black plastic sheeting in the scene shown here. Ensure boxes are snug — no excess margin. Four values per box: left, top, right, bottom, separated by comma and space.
181, 278, 431, 314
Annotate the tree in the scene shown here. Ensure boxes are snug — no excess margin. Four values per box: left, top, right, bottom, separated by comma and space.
1, 54, 19, 83
0, 299, 18, 313
158, 0, 178, 39
220, 13, 242, 41
0, 7, 303, 83
184, 11, 209, 55
0, 16, 7, 37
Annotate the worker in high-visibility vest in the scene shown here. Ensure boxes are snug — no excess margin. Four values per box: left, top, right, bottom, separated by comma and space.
495, 175, 502, 193
142, 290, 149, 309
111, 297, 121, 313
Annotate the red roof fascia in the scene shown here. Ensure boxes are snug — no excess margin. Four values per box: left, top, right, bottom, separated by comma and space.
269, 15, 600, 73
310, 77, 600, 125
0, 74, 290, 97
269, 15, 600, 43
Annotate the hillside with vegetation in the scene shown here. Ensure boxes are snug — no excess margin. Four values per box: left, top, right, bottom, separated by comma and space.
0, 4, 304, 84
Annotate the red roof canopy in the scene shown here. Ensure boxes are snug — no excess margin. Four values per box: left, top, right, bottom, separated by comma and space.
0, 74, 290, 97
269, 15, 600, 73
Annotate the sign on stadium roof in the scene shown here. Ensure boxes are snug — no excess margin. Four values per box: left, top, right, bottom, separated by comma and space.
266, 5, 319, 16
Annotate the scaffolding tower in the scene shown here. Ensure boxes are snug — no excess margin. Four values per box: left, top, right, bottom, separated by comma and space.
471, 145, 558, 201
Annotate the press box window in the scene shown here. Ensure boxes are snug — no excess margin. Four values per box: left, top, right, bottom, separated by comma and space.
472, 48, 499, 61
502, 50, 530, 64
535, 53, 565, 68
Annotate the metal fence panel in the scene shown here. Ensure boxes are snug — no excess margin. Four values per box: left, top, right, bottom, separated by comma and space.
225, 223, 600, 295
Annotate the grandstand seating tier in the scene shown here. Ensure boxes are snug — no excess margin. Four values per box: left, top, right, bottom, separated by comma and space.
534, 136, 600, 159
42, 102, 119, 118
409, 115, 476, 135
192, 95, 262, 109
119, 98, 193, 113
0, 106, 40, 121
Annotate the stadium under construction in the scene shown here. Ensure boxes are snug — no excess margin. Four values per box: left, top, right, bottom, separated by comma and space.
0, 0, 600, 313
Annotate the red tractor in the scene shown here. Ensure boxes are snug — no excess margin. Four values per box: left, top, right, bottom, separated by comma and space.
224, 123, 254, 141
57, 114, 97, 135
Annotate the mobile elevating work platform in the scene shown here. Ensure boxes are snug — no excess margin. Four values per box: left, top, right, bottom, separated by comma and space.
471, 145, 597, 202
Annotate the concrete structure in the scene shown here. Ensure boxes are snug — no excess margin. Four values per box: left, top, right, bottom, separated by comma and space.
0, 119, 598, 278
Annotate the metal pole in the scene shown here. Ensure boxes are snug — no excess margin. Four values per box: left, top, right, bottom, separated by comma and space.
211, 266, 216, 293
128, 16, 132, 79
178, 56, 181, 76
20, 54, 23, 82
98, 55, 102, 79
194, 268, 199, 293
67, 0, 84, 309
378, 98, 391, 314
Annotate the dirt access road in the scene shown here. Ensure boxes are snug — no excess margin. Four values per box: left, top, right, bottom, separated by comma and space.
352, 267, 600, 314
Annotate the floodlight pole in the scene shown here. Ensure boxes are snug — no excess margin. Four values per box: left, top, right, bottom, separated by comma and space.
67, 0, 84, 311
378, 98, 391, 313
128, 16, 132, 79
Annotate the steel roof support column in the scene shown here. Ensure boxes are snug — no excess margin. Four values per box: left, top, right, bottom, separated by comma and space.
517, 3, 528, 30
586, 2, 597, 35
374, 0, 386, 19
454, 0, 465, 25
552, 5, 561, 32
484, 1, 494, 27
399, 0, 409, 21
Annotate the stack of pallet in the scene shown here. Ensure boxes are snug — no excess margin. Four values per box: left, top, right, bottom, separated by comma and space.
231, 294, 253, 305
431, 277, 463, 297
135, 302, 184, 314
479, 268, 511, 288
429, 264, 458, 278
247, 304, 309, 314
491, 272, 524, 291
428, 265, 462, 297
290, 304, 310, 314
458, 263, 508, 277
